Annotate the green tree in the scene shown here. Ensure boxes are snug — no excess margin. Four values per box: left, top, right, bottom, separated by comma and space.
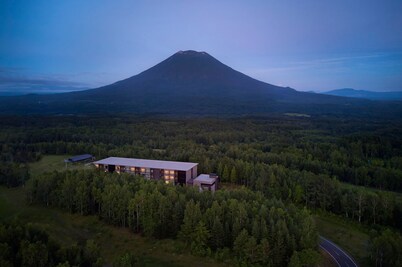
20, 240, 49, 267
252, 218, 261, 242
258, 238, 271, 264
230, 167, 237, 184
222, 165, 230, 182
191, 222, 211, 256
83, 239, 102, 267
368, 192, 379, 224
245, 236, 258, 263
369, 229, 402, 267
60, 175, 76, 212
288, 251, 301, 267
55, 262, 70, 267
0, 243, 12, 267
179, 200, 202, 243
233, 229, 249, 260
293, 185, 304, 204
75, 180, 88, 215
299, 209, 317, 250
210, 216, 224, 250
113, 252, 141, 267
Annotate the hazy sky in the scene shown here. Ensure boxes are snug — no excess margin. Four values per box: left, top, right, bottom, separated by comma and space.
1, 0, 402, 94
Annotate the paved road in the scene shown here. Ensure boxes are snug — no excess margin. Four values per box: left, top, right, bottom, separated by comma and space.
319, 236, 358, 267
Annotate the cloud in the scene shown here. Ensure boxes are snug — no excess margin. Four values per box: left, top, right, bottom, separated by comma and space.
0, 77, 87, 87
243, 52, 402, 92
0, 67, 91, 94
247, 53, 402, 77
291, 53, 387, 66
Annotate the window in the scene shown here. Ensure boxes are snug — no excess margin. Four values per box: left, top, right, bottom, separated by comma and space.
165, 174, 175, 184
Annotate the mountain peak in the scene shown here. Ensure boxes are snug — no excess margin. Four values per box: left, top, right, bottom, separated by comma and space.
135, 49, 230, 81
175, 50, 209, 56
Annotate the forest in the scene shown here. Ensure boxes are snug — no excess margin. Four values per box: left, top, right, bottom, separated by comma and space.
0, 221, 103, 267
1, 115, 402, 266
26, 170, 319, 266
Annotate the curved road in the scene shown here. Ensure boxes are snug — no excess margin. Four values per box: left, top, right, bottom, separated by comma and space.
319, 236, 358, 267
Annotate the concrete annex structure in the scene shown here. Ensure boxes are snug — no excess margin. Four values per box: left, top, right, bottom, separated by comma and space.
192, 174, 218, 192
93, 157, 218, 191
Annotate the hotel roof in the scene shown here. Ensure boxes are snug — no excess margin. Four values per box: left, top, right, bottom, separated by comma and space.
93, 157, 198, 171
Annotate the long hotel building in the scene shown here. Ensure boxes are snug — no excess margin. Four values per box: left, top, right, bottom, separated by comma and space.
93, 157, 198, 185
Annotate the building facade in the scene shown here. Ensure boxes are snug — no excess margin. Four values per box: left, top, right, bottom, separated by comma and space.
93, 157, 198, 185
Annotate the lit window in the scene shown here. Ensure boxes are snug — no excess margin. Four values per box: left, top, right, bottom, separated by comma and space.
130, 167, 135, 171
170, 170, 174, 174
141, 168, 146, 172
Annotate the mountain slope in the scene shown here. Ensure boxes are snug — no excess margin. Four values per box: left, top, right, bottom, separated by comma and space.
0, 50, 401, 117
323, 88, 402, 101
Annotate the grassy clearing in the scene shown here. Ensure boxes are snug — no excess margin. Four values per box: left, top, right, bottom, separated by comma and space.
0, 186, 229, 267
29, 155, 93, 177
314, 213, 370, 265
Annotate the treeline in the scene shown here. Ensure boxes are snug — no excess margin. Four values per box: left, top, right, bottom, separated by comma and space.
216, 161, 402, 230
27, 170, 320, 267
1, 116, 401, 192
0, 222, 103, 267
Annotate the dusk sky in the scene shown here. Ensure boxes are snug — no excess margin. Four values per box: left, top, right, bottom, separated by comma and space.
1, 0, 402, 94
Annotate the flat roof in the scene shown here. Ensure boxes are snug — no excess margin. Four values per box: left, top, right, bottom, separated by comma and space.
93, 157, 198, 171
65, 154, 93, 162
194, 174, 216, 184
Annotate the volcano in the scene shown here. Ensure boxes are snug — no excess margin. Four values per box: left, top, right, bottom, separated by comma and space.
1, 50, 401, 117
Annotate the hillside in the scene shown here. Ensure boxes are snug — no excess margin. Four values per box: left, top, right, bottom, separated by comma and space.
0, 50, 401, 117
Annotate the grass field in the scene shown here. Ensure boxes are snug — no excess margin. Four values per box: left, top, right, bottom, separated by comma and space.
29, 155, 93, 177
314, 213, 370, 265
0, 185, 229, 267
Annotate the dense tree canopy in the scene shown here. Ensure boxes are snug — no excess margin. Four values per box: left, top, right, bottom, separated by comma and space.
1, 115, 401, 266
0, 222, 103, 267
369, 229, 402, 267
1, 115, 401, 191
27, 170, 318, 266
